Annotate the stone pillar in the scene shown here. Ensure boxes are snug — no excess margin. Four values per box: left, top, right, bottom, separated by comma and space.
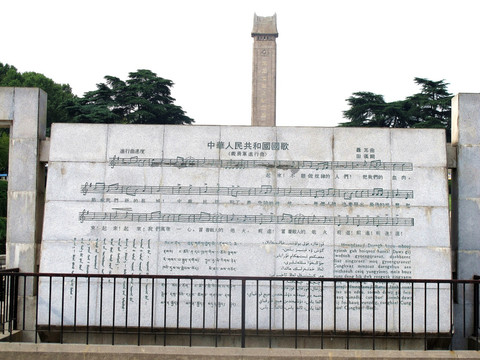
0, 87, 46, 340
451, 93, 480, 349
251, 13, 278, 127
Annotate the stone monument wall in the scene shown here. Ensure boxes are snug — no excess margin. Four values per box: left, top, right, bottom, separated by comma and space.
38, 124, 451, 332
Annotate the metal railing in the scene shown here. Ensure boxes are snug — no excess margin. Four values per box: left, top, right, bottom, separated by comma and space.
0, 270, 479, 350
0, 269, 18, 335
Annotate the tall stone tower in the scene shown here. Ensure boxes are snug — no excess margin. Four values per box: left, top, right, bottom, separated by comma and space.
251, 13, 278, 126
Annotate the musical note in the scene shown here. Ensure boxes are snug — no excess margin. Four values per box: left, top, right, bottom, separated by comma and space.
343, 190, 353, 200
371, 188, 384, 197
106, 183, 119, 193
81, 183, 90, 195
369, 160, 382, 169
109, 155, 118, 168
260, 185, 272, 195
79, 209, 88, 223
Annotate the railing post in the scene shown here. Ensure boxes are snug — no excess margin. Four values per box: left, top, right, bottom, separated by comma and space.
0, 273, 4, 332
474, 276, 480, 337
241, 279, 246, 348
8, 273, 18, 332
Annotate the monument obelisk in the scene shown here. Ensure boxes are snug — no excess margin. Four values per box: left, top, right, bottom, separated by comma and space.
251, 13, 278, 126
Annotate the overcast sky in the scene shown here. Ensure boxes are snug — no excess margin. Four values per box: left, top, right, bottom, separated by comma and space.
3, 0, 480, 127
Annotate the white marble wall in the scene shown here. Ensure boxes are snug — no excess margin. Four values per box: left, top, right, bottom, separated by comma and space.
451, 93, 480, 348
38, 124, 451, 332
0, 87, 47, 341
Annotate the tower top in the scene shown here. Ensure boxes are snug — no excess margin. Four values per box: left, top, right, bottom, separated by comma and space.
251, 13, 278, 37
251, 13, 277, 126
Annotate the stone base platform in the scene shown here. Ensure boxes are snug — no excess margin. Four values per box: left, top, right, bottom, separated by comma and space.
0, 343, 479, 360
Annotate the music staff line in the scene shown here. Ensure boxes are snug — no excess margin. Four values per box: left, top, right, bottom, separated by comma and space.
79, 210, 414, 227
81, 182, 414, 200
109, 156, 413, 171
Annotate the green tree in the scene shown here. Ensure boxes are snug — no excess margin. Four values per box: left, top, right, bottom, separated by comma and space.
22, 72, 75, 131
0, 133, 9, 174
0, 217, 5, 254
0, 63, 24, 86
340, 77, 452, 140
67, 69, 194, 125
0, 180, 7, 218
0, 181, 7, 254
341, 92, 387, 127
382, 100, 411, 128
406, 78, 452, 132
0, 62, 76, 132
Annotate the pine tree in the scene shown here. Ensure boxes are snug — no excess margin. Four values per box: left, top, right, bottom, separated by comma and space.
66, 70, 194, 125
341, 77, 452, 141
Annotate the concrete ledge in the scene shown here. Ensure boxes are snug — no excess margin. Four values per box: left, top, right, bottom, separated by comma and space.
0, 120, 12, 128
0, 344, 479, 360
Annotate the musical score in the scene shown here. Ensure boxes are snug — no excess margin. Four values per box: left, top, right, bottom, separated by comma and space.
80, 182, 414, 200
79, 209, 414, 227
108, 156, 413, 171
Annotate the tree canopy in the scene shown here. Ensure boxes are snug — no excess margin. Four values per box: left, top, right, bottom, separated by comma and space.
0, 133, 8, 174
1, 63, 194, 130
340, 78, 452, 141
66, 69, 194, 125
0, 62, 76, 132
